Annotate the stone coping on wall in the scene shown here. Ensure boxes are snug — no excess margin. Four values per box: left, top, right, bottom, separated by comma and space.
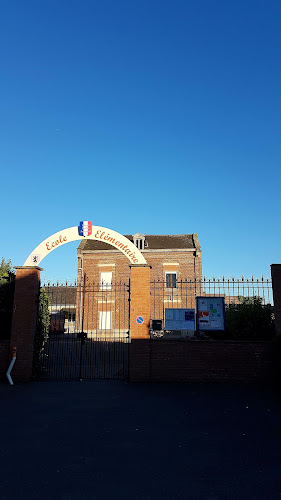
14, 266, 44, 271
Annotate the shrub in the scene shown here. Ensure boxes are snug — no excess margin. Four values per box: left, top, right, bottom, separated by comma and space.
33, 288, 50, 377
224, 296, 275, 340
0, 258, 15, 340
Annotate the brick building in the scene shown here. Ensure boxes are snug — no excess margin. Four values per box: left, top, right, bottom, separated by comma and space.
78, 232, 202, 282
76, 233, 202, 335
43, 286, 77, 334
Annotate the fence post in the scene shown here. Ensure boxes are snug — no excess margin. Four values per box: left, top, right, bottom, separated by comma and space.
129, 264, 151, 381
9, 266, 42, 382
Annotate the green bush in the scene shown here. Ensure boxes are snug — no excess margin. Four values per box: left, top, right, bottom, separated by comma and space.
225, 296, 275, 340
0, 258, 15, 340
33, 288, 50, 377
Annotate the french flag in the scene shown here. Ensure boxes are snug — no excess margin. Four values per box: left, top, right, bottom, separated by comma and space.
78, 221, 92, 236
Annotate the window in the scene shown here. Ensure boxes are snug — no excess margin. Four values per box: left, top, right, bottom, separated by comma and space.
136, 239, 143, 250
100, 271, 112, 290
133, 233, 145, 250
99, 311, 112, 330
165, 272, 177, 288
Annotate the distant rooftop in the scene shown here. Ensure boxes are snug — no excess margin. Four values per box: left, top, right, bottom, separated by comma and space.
43, 286, 76, 305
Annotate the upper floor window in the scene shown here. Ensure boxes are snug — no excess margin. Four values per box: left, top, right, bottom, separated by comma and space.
100, 271, 112, 290
133, 233, 146, 250
165, 272, 177, 288
135, 239, 144, 250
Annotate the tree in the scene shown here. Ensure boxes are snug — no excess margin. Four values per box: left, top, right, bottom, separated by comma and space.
0, 258, 15, 284
0, 258, 15, 339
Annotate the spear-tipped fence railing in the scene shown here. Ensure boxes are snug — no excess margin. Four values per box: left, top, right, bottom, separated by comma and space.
150, 276, 274, 339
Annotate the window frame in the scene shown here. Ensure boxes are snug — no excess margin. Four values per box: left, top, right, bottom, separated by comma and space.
133, 234, 145, 250
100, 271, 112, 290
99, 311, 112, 330
165, 271, 177, 289
137, 239, 144, 250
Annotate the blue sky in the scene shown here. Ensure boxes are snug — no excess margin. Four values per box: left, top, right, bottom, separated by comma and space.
0, 0, 280, 281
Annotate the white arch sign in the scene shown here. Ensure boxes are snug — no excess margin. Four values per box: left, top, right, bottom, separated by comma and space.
24, 222, 147, 267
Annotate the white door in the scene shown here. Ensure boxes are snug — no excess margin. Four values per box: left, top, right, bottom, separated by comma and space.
99, 311, 112, 330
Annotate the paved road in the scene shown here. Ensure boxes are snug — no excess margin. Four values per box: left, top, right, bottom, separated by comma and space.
0, 381, 280, 500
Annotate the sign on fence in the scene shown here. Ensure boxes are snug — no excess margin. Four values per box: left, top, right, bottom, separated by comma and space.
165, 308, 195, 331
196, 297, 225, 331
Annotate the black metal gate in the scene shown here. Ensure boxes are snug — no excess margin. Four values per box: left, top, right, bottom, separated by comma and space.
37, 281, 130, 380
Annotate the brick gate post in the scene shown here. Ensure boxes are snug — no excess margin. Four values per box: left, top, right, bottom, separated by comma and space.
9, 266, 42, 382
129, 264, 151, 382
271, 264, 281, 338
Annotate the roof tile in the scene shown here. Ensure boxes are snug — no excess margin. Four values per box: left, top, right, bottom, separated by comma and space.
79, 234, 196, 251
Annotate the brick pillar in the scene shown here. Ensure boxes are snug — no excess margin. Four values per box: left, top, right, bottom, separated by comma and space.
271, 264, 281, 338
9, 266, 42, 382
129, 265, 151, 382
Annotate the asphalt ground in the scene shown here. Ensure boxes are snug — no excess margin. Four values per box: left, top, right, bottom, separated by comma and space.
0, 381, 280, 500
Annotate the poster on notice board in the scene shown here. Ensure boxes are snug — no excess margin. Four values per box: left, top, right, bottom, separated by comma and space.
196, 297, 225, 331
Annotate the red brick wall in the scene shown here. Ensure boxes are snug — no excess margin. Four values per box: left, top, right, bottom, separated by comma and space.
129, 266, 151, 381
130, 266, 151, 339
271, 264, 281, 337
9, 267, 41, 382
78, 247, 202, 284
0, 338, 276, 383
78, 246, 202, 324
129, 340, 151, 382
129, 340, 275, 382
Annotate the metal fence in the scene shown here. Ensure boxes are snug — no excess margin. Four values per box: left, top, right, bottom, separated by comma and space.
41, 280, 130, 337
150, 276, 274, 340
36, 275, 275, 379
37, 281, 130, 380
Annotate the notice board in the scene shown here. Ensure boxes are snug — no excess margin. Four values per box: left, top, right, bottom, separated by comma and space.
165, 308, 195, 331
196, 297, 225, 331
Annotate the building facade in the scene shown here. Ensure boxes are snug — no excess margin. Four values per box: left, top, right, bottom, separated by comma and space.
43, 286, 77, 334
76, 233, 202, 335
77, 233, 202, 282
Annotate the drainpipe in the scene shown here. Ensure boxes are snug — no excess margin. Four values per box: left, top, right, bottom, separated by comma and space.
6, 347, 17, 385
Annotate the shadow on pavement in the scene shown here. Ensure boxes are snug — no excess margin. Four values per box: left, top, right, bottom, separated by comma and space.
0, 381, 280, 500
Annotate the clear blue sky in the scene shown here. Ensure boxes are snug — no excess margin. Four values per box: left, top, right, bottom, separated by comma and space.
0, 0, 280, 281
